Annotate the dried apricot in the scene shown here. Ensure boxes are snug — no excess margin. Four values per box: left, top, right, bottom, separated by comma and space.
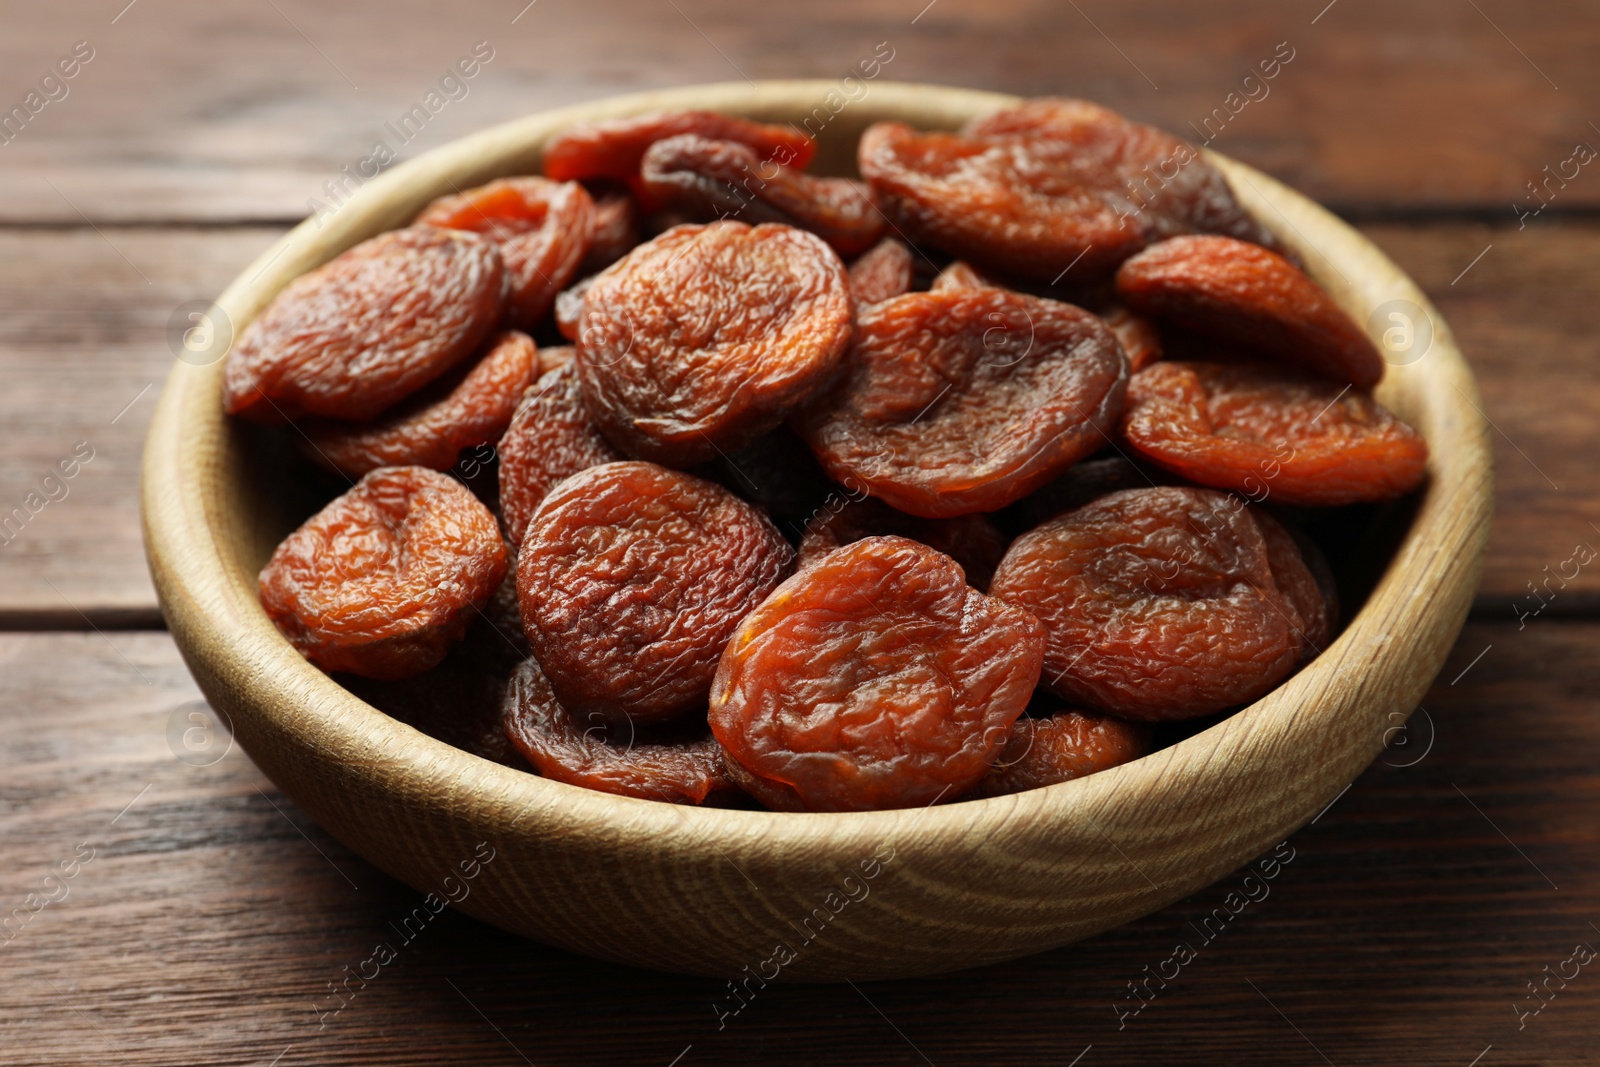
989, 486, 1304, 719
1120, 361, 1428, 506
543, 109, 815, 184
797, 497, 1008, 592
502, 655, 739, 804
417, 177, 594, 331
553, 273, 595, 341
259, 466, 508, 679
496, 362, 623, 547
1256, 511, 1337, 656
579, 186, 640, 273
1101, 303, 1162, 371
537, 343, 576, 376
302, 330, 538, 479
794, 289, 1128, 517
577, 221, 852, 466
1115, 235, 1383, 387
1003, 453, 1164, 532
710, 535, 1045, 812
224, 227, 504, 423
639, 134, 886, 256
517, 462, 793, 724
860, 99, 1271, 283
967, 709, 1150, 798
848, 236, 915, 306
930, 259, 1000, 292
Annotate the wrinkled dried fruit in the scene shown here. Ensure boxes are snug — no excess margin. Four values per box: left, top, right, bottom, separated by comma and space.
848, 236, 916, 307
543, 109, 816, 185
1115, 235, 1383, 388
502, 656, 740, 804
224, 227, 504, 423
860, 99, 1272, 283
303, 331, 539, 479
1257, 511, 1337, 657
1120, 361, 1428, 506
259, 466, 508, 679
577, 221, 853, 465
989, 486, 1304, 719
1101, 303, 1163, 371
640, 134, 886, 256
794, 289, 1128, 517
797, 497, 1008, 591
930, 259, 1000, 292
518, 461, 794, 724
968, 709, 1150, 798
417, 177, 594, 331
579, 186, 640, 273
537, 343, 576, 375
1003, 453, 1164, 532
554, 273, 596, 341
710, 535, 1044, 812
497, 362, 624, 547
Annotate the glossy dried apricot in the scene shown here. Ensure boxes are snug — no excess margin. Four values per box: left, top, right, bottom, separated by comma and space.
259, 466, 508, 680
496, 362, 623, 548
224, 227, 504, 423
417, 177, 594, 331
1120, 361, 1428, 506
517, 462, 793, 724
794, 289, 1128, 517
848, 236, 915, 306
577, 221, 852, 466
302, 330, 539, 479
1115, 235, 1383, 388
710, 535, 1044, 812
543, 109, 815, 184
1101, 303, 1162, 372
639, 134, 886, 257
967, 709, 1150, 798
502, 655, 739, 804
797, 497, 1008, 592
989, 486, 1304, 720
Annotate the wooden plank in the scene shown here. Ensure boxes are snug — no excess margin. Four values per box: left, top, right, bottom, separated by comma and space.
1, 0, 1597, 223
0, 623, 1592, 1065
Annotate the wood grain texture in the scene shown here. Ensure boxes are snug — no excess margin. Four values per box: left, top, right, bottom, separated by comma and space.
0, 623, 1592, 1066
138, 80, 1491, 981
1, 0, 1597, 223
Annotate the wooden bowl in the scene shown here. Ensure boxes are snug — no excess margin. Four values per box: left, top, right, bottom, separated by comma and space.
142, 81, 1493, 982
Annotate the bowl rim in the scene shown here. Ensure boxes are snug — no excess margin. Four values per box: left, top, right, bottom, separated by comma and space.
142, 78, 1494, 943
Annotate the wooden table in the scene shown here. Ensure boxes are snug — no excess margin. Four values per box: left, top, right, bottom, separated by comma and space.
2, 2, 1596, 1063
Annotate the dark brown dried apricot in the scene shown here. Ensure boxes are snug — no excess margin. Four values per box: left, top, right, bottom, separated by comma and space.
543, 109, 815, 185
1101, 303, 1163, 372
704, 425, 835, 521
579, 186, 640, 274
710, 535, 1044, 812
1003, 453, 1164, 532
496, 362, 623, 547
1256, 510, 1337, 656
1115, 235, 1383, 388
794, 289, 1128, 517
639, 134, 886, 257
848, 236, 915, 306
517, 461, 793, 724
989, 486, 1303, 720
259, 466, 508, 680
224, 227, 504, 423
577, 221, 852, 466
302, 330, 539, 479
967, 709, 1150, 798
1120, 361, 1428, 506
417, 177, 594, 331
502, 656, 740, 804
797, 497, 1008, 592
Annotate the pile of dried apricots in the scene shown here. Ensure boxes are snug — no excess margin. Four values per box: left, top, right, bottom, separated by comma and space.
229, 99, 1428, 813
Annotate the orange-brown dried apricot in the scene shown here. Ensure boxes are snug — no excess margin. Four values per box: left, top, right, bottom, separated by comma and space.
1101, 303, 1163, 371
1115, 235, 1383, 388
302, 330, 539, 479
517, 462, 793, 724
497, 362, 623, 547
794, 289, 1128, 517
848, 236, 915, 306
224, 227, 504, 423
502, 655, 740, 804
1003, 453, 1164, 532
577, 221, 852, 466
710, 535, 1045, 812
543, 110, 815, 185
1256, 510, 1337, 656
967, 709, 1150, 798
579, 186, 640, 274
797, 497, 1008, 592
1120, 361, 1428, 506
639, 134, 886, 256
930, 259, 1000, 292
259, 466, 508, 680
537, 343, 576, 376
553, 274, 595, 341
417, 177, 594, 331
989, 486, 1303, 720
